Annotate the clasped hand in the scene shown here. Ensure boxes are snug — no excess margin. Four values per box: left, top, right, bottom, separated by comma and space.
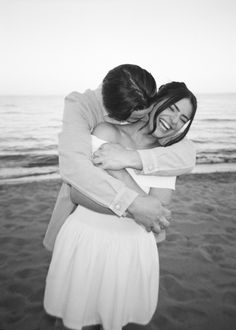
92, 143, 131, 169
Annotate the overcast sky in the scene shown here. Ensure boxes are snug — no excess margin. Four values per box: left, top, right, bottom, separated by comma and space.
1, 0, 236, 94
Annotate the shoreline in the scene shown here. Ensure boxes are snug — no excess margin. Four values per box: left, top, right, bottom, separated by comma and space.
0, 172, 236, 329
1, 162, 236, 186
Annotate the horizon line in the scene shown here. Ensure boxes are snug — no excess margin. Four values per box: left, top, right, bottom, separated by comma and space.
1, 91, 236, 96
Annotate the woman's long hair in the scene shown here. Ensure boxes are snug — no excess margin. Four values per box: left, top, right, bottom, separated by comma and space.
147, 82, 197, 147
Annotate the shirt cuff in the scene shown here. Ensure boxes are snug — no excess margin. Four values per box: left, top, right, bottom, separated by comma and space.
109, 187, 138, 217
137, 149, 161, 174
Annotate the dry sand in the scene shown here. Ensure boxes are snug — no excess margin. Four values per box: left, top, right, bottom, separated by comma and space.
0, 172, 236, 330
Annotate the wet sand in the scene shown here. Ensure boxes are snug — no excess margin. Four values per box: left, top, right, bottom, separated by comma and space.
0, 172, 236, 330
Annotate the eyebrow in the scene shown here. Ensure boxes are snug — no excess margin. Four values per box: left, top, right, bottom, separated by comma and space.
173, 103, 190, 122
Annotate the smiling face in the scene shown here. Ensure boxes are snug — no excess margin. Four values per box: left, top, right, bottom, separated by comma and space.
149, 98, 193, 145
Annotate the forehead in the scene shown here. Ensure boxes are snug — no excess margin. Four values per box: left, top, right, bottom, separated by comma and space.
174, 98, 193, 118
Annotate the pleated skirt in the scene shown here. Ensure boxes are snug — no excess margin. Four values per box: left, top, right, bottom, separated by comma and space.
44, 205, 159, 330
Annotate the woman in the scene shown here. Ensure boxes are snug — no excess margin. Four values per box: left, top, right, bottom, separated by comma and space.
43, 82, 197, 330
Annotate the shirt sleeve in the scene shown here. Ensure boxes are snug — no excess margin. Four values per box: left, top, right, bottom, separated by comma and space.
59, 91, 138, 217
137, 138, 196, 176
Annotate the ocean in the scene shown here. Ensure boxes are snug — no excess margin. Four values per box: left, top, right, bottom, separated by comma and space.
1, 93, 236, 184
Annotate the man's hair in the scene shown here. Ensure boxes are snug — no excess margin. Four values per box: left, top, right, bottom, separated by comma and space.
102, 64, 157, 121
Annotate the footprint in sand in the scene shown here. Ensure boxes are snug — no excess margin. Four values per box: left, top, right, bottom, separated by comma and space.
167, 305, 208, 326
0, 294, 26, 310
223, 306, 236, 319
161, 274, 197, 301
16, 267, 40, 279
225, 226, 236, 234
191, 202, 215, 213
199, 243, 224, 263
222, 290, 236, 305
8, 282, 33, 297
166, 232, 182, 243
29, 287, 45, 303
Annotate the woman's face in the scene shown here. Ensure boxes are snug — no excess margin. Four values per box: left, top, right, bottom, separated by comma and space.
149, 98, 193, 144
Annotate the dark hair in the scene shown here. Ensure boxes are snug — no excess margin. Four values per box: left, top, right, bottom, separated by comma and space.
147, 82, 197, 146
102, 64, 157, 121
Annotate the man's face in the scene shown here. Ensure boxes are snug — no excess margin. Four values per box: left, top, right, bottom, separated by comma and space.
126, 104, 154, 123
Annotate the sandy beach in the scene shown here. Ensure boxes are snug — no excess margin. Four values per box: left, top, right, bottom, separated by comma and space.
0, 172, 236, 330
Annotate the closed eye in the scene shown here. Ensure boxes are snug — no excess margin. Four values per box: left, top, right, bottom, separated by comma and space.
181, 116, 189, 124
181, 114, 190, 123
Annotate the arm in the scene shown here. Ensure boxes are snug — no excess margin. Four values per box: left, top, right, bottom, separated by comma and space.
70, 187, 114, 215
70, 121, 172, 233
93, 138, 196, 176
70, 168, 146, 215
59, 91, 138, 217
137, 139, 196, 176
63, 94, 171, 233
92, 122, 147, 197
149, 187, 173, 206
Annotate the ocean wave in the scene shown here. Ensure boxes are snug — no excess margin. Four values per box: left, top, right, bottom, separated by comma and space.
198, 148, 236, 155
198, 118, 236, 122
0, 144, 57, 153
24, 154, 58, 167
197, 154, 236, 164
0, 153, 58, 168
0, 170, 58, 180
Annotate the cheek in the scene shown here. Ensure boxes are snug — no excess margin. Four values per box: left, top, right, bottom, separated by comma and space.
177, 121, 188, 132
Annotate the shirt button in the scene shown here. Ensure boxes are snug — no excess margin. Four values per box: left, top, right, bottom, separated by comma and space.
115, 203, 120, 210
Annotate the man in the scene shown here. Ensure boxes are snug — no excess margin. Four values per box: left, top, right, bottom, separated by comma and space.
43, 64, 196, 252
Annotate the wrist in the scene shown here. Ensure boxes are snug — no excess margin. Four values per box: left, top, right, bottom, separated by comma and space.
126, 150, 142, 170
128, 194, 146, 215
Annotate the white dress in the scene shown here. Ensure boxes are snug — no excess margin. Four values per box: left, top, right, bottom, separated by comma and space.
44, 136, 176, 330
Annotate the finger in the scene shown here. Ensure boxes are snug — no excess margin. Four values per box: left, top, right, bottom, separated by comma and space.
143, 225, 152, 233
151, 223, 161, 235
145, 226, 152, 233
93, 150, 102, 157
92, 156, 103, 165
162, 207, 172, 221
159, 216, 170, 228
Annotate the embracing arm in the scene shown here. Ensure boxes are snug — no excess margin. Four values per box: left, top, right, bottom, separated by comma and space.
44, 92, 172, 250
71, 168, 146, 215
137, 139, 196, 176
93, 138, 196, 176
59, 91, 138, 217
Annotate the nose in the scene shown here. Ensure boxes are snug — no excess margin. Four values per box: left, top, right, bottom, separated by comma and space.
170, 112, 180, 126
